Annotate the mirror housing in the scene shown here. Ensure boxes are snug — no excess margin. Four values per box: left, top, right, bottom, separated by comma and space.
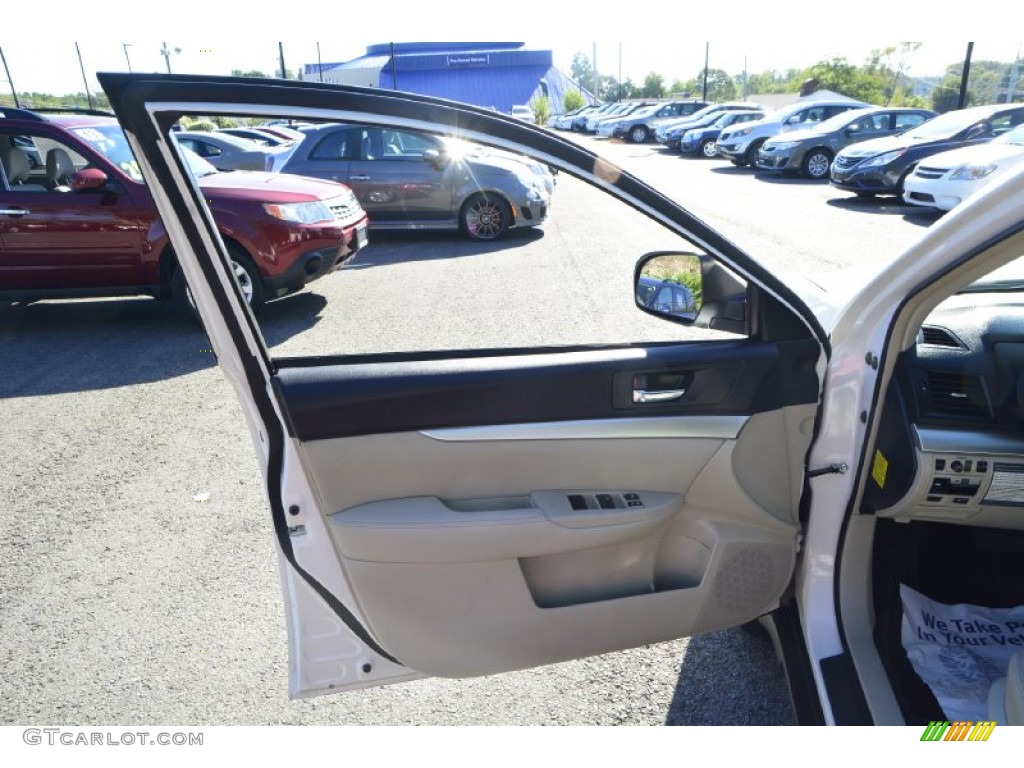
422, 148, 446, 170
71, 168, 108, 191
634, 252, 747, 334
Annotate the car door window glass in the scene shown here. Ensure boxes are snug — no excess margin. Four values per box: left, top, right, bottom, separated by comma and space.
0, 131, 89, 192
200, 113, 748, 359
894, 113, 926, 131
310, 128, 355, 161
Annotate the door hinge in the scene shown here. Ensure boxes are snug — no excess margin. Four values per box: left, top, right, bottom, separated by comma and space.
807, 462, 848, 478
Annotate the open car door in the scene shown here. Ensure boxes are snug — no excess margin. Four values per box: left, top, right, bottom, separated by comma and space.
99, 73, 830, 699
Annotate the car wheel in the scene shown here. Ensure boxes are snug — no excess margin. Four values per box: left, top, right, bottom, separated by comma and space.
855, 191, 877, 200
461, 194, 511, 242
802, 148, 833, 179
628, 125, 649, 144
744, 139, 765, 168
699, 139, 718, 158
172, 246, 265, 317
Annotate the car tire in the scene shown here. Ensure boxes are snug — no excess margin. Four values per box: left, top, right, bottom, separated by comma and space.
802, 148, 833, 179
744, 139, 765, 168
172, 246, 265, 317
855, 191, 877, 200
628, 125, 649, 144
460, 193, 512, 242
699, 139, 718, 158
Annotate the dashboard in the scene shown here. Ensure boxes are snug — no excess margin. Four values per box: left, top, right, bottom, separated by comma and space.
866, 291, 1024, 528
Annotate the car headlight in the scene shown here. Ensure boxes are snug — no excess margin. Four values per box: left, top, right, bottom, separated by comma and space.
861, 149, 906, 168
949, 163, 998, 180
263, 200, 334, 224
732, 127, 755, 138
766, 141, 800, 151
682, 131, 699, 140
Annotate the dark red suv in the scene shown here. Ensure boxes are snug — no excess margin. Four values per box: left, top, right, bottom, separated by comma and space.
0, 107, 368, 312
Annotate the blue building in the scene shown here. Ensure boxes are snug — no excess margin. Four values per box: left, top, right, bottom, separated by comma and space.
302, 42, 595, 115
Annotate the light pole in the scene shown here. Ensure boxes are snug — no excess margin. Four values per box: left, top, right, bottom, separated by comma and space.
160, 42, 181, 74
75, 43, 95, 110
122, 43, 133, 73
0, 46, 20, 107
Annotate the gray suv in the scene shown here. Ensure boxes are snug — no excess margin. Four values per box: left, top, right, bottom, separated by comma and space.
716, 97, 868, 167
756, 107, 937, 178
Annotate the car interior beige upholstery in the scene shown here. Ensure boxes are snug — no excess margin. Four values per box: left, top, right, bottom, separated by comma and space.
296, 404, 815, 677
1, 146, 46, 191
988, 651, 1024, 725
45, 147, 75, 190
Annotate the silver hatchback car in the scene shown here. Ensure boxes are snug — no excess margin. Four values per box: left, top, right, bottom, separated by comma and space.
280, 123, 554, 241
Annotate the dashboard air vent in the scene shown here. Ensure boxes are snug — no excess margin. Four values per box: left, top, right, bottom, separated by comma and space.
925, 371, 990, 418
920, 325, 964, 348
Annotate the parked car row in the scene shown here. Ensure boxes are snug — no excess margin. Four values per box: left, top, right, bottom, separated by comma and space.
573, 95, 1024, 213
0, 106, 556, 315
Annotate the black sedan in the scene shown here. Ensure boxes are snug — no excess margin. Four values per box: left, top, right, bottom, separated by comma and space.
830, 103, 1024, 198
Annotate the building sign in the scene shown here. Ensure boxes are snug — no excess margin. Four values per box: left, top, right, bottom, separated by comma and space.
447, 55, 490, 67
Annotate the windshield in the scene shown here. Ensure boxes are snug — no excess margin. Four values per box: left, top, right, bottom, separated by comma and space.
71, 123, 218, 181
901, 110, 987, 141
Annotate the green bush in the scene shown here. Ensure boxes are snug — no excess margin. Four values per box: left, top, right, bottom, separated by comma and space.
563, 90, 585, 113
530, 95, 550, 126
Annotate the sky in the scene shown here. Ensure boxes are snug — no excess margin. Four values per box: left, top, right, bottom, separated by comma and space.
0, 5, 1019, 98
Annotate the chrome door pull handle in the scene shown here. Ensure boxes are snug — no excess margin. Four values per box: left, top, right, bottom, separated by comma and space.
0, 208, 30, 216
632, 388, 686, 404
349, 174, 371, 181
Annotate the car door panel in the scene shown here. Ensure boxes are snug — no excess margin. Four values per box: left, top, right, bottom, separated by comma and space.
273, 340, 818, 681
99, 73, 829, 698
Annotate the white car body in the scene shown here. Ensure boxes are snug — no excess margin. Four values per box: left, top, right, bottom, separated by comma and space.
903, 130, 1024, 211
99, 72, 1024, 728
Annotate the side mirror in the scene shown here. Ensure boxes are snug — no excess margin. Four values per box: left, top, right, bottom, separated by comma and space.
634, 253, 701, 324
422, 148, 445, 169
634, 252, 747, 334
70, 168, 108, 191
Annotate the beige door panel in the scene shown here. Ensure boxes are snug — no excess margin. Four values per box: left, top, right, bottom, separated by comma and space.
291, 408, 811, 677
343, 520, 795, 677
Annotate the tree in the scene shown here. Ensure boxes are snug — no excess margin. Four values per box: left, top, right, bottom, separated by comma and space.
640, 72, 665, 99
231, 69, 271, 79
570, 53, 595, 93
563, 90, 585, 112
696, 69, 736, 101
797, 57, 887, 103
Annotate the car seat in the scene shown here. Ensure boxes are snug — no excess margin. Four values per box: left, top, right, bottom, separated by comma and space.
0, 145, 48, 191
45, 147, 76, 190
987, 651, 1024, 725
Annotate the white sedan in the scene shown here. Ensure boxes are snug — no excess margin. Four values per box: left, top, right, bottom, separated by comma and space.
904, 124, 1024, 211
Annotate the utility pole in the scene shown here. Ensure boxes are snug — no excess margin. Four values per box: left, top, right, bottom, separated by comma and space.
160, 43, 180, 74
0, 46, 20, 107
958, 42, 974, 110
278, 43, 287, 79
1007, 49, 1021, 103
316, 43, 324, 83
75, 43, 95, 110
618, 42, 622, 102
593, 43, 598, 101
390, 42, 398, 90
702, 43, 710, 102
123, 43, 133, 73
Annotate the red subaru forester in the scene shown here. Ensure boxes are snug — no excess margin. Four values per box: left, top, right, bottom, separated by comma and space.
0, 107, 368, 313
